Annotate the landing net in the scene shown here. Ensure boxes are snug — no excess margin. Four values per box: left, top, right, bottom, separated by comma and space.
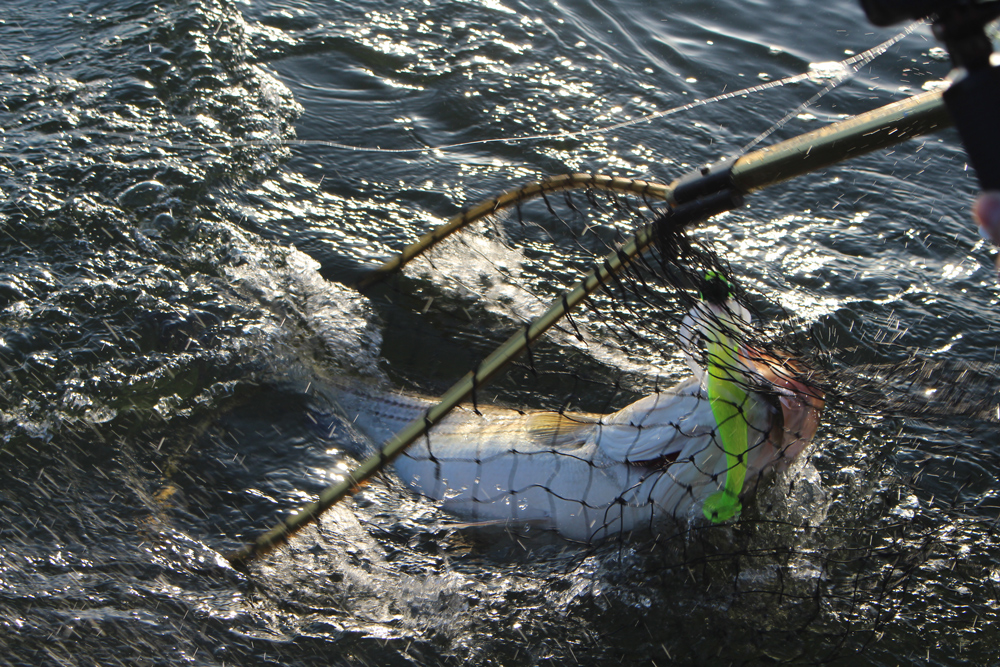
257, 169, 995, 663
228, 26, 1000, 663
344, 181, 826, 541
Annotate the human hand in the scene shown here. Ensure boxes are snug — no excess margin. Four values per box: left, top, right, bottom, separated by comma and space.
974, 191, 1000, 246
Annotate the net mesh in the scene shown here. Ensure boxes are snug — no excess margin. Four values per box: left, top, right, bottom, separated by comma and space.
316, 183, 826, 541
271, 175, 999, 663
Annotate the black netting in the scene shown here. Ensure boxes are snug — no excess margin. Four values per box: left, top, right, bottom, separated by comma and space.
286, 178, 998, 663
315, 184, 823, 542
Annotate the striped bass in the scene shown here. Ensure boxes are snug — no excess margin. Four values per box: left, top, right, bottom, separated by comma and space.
329, 296, 824, 543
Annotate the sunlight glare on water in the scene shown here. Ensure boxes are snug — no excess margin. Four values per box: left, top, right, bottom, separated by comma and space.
1, 0, 999, 665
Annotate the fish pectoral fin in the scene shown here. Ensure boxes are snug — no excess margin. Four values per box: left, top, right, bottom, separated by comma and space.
525, 412, 595, 448
628, 449, 682, 470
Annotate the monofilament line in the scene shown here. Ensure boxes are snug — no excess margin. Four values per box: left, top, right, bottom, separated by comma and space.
76, 27, 917, 162
740, 22, 920, 153
197, 26, 915, 158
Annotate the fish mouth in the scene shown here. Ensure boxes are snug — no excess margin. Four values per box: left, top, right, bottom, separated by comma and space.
747, 349, 826, 467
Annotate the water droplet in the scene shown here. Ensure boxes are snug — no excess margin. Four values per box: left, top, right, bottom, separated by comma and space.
807, 61, 848, 83
118, 180, 166, 209
921, 80, 950, 92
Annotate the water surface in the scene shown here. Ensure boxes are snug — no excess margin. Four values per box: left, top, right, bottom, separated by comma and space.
1, 0, 997, 665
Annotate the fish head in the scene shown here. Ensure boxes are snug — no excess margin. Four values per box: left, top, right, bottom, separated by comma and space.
744, 349, 825, 476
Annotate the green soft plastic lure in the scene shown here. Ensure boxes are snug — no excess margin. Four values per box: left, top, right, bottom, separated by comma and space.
698, 271, 750, 523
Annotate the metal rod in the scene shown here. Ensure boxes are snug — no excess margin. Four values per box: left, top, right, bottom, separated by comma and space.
358, 91, 950, 291
231, 231, 656, 568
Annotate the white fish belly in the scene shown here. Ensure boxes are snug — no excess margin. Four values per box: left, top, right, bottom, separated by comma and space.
395, 442, 668, 542
327, 372, 816, 542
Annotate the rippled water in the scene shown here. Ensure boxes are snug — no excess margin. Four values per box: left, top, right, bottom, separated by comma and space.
2, 0, 999, 665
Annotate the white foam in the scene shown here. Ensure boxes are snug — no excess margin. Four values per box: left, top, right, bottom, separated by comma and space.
807, 61, 849, 84
226, 242, 385, 381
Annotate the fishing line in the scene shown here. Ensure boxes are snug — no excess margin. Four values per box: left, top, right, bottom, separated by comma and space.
68, 26, 917, 162
740, 22, 921, 154
258, 26, 916, 157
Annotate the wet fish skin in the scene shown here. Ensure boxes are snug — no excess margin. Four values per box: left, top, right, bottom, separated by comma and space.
328, 355, 824, 543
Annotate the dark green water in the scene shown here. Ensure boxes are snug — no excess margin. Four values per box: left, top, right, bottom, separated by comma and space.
1, 0, 998, 665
